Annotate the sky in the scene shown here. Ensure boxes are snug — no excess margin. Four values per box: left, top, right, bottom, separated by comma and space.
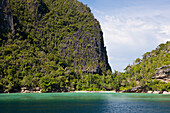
78, 0, 170, 72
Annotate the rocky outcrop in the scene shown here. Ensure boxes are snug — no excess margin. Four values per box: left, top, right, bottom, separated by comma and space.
147, 91, 170, 94
147, 91, 153, 94
162, 91, 170, 94
120, 88, 170, 94
152, 65, 170, 83
121, 86, 150, 93
0, 0, 15, 35
20, 87, 70, 93
152, 91, 162, 94
21, 87, 42, 93
0, 0, 111, 74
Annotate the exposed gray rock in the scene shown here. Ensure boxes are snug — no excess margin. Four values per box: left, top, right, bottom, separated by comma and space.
153, 65, 170, 83
163, 91, 170, 94
147, 91, 153, 94
21, 87, 42, 93
122, 86, 149, 93
153, 91, 162, 94
0, 0, 15, 35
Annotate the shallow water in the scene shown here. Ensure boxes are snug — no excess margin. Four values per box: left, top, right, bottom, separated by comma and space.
0, 93, 170, 113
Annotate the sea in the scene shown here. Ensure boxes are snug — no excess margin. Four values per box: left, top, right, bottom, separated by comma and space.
0, 93, 170, 113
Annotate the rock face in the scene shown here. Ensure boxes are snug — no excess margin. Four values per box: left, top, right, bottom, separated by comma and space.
153, 65, 170, 83
0, 0, 15, 34
0, 0, 111, 74
0, 0, 112, 93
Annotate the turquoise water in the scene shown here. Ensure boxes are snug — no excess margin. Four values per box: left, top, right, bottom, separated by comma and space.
0, 93, 170, 113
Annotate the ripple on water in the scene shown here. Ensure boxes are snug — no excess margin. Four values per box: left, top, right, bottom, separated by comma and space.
0, 93, 170, 113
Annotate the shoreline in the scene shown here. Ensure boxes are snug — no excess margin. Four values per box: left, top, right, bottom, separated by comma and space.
74, 91, 117, 93
74, 91, 170, 94
1, 90, 170, 94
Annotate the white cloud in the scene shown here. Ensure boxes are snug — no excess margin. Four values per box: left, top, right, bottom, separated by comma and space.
99, 15, 170, 71
160, 25, 170, 35
88, 0, 170, 72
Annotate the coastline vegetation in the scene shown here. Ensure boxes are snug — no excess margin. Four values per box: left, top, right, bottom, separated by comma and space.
0, 0, 169, 93
0, 41, 169, 93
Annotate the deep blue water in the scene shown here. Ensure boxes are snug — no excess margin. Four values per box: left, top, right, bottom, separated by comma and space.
0, 93, 170, 113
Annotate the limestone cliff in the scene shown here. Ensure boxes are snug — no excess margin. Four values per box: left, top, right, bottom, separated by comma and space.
0, 0, 111, 74
153, 65, 170, 83
0, 0, 111, 92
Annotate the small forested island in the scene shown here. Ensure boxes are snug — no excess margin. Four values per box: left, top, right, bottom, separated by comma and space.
0, 0, 169, 94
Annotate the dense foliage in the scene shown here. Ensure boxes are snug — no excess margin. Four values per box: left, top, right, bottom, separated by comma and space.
0, 0, 112, 93
113, 41, 170, 91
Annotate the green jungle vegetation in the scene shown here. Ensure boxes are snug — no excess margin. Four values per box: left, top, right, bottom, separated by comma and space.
118, 41, 170, 92
0, 0, 169, 93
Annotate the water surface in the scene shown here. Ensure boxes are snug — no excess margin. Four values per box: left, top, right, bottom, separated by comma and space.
0, 93, 170, 113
